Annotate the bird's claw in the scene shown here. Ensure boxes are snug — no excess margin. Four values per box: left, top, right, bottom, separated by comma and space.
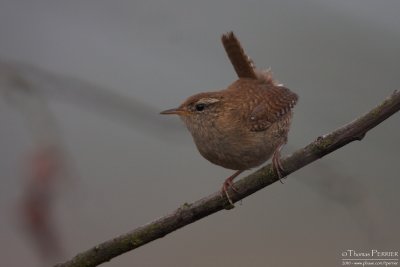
220, 170, 243, 207
221, 180, 239, 207
272, 144, 286, 183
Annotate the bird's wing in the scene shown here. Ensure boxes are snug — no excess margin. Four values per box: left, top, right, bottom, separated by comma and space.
248, 86, 298, 132
221, 32, 258, 79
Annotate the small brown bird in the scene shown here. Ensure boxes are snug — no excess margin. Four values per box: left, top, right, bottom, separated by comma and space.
161, 32, 298, 204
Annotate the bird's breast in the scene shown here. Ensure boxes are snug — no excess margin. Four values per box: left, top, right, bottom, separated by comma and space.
186, 119, 279, 170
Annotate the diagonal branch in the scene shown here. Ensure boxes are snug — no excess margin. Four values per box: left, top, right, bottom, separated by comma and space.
55, 90, 400, 267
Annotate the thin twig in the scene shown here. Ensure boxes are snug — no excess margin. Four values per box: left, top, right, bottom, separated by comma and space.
55, 90, 400, 267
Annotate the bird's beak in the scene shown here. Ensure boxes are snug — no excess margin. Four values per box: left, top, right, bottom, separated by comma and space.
160, 107, 188, 116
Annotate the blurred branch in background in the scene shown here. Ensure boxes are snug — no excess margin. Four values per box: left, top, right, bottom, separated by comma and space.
54, 90, 400, 267
302, 160, 384, 243
0, 61, 182, 140
20, 146, 64, 262
1, 65, 68, 262
0, 59, 184, 264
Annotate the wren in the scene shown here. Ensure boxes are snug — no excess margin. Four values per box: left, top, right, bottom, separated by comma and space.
161, 32, 298, 205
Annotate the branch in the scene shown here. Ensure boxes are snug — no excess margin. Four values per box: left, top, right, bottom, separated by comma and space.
55, 90, 400, 267
0, 61, 182, 136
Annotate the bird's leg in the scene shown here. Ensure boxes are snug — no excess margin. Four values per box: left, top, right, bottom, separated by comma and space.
221, 170, 243, 205
272, 143, 286, 184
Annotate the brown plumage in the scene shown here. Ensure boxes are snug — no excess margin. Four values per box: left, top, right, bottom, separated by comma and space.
221, 32, 258, 79
161, 32, 298, 205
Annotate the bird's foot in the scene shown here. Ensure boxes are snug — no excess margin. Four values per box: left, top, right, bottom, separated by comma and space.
272, 144, 286, 183
221, 179, 238, 206
220, 170, 243, 206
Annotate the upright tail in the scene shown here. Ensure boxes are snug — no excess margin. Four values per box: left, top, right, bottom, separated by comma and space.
221, 32, 258, 79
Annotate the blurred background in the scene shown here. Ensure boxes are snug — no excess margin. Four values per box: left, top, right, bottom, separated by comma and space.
0, 1, 399, 266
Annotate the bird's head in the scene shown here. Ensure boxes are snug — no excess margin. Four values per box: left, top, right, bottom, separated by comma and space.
160, 92, 224, 130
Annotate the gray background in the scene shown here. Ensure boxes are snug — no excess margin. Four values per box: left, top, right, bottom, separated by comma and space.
0, 0, 399, 266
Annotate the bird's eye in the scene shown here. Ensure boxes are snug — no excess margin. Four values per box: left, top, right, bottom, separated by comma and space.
195, 103, 205, 111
